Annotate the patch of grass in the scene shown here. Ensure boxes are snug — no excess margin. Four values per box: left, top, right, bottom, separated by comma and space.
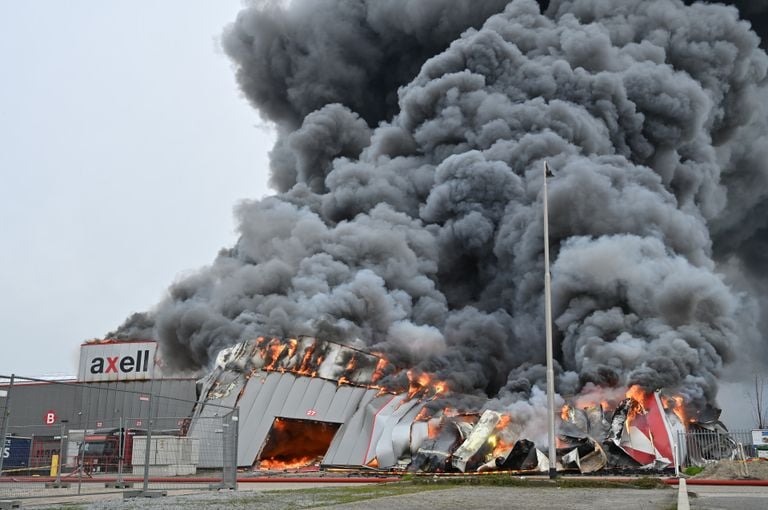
408, 474, 669, 490
683, 465, 705, 476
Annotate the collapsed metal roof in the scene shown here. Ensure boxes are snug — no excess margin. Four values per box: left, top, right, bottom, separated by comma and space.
188, 336, 737, 473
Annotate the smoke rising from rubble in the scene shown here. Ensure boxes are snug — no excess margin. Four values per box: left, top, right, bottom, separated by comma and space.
111, 0, 768, 414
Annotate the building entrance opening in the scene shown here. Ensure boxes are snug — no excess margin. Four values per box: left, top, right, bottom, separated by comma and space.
257, 417, 340, 470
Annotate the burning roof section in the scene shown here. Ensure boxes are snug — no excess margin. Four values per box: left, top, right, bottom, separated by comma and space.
188, 337, 736, 473
190, 336, 389, 468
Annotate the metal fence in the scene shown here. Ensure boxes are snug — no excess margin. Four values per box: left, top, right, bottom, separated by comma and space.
0, 374, 238, 501
676, 429, 758, 469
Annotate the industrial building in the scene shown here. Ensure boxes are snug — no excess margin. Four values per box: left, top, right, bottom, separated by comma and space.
0, 339, 198, 470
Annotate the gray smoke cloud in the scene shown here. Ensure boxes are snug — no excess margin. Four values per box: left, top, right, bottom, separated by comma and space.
111, 0, 768, 414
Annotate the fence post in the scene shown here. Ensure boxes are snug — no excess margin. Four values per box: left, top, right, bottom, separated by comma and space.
0, 374, 15, 477
117, 416, 124, 485
143, 396, 153, 493
221, 409, 239, 490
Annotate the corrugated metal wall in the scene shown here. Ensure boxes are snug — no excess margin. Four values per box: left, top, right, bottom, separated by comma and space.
3, 378, 197, 436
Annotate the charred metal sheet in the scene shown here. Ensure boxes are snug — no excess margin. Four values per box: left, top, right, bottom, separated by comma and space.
562, 404, 609, 440
410, 420, 429, 457
495, 439, 539, 471
452, 410, 502, 472
558, 438, 607, 473
409, 419, 464, 473
225, 336, 384, 384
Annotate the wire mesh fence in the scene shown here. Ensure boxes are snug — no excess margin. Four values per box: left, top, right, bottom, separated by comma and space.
0, 374, 237, 501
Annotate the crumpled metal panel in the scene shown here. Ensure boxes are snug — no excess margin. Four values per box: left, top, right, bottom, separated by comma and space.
374, 398, 425, 468
322, 393, 395, 467
609, 390, 678, 468
452, 410, 502, 472
390, 403, 428, 467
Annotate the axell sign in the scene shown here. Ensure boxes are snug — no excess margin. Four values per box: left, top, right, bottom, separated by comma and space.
78, 341, 157, 382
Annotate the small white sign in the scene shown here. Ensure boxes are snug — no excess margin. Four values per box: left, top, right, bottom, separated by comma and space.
752, 429, 768, 459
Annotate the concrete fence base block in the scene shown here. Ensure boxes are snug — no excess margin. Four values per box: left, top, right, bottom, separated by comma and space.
123, 490, 167, 499
105, 481, 133, 488
44, 482, 71, 488
0, 501, 22, 510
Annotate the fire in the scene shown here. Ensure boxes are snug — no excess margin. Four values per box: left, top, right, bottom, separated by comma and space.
625, 385, 648, 428
406, 370, 450, 400
264, 338, 286, 370
625, 385, 647, 405
427, 417, 442, 439
286, 338, 298, 360
259, 457, 315, 470
490, 415, 515, 457
371, 356, 388, 383
661, 394, 687, 424
298, 343, 317, 374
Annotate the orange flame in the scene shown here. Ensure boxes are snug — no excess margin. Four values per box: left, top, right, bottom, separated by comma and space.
259, 457, 315, 470
490, 414, 515, 457
264, 338, 286, 370
406, 370, 450, 400
371, 357, 388, 383
661, 394, 687, 425
624, 385, 648, 429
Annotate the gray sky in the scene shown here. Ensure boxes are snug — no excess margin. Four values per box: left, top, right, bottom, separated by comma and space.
0, 1, 274, 377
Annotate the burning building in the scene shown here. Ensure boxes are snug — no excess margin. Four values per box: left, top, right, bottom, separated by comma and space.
111, 0, 768, 474
188, 335, 727, 473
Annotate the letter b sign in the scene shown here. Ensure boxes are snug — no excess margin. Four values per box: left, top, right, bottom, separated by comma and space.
44, 410, 57, 426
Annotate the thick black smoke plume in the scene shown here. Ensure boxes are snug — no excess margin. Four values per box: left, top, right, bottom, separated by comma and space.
111, 0, 768, 415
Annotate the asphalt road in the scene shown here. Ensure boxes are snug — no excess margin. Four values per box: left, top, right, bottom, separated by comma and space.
685, 484, 768, 510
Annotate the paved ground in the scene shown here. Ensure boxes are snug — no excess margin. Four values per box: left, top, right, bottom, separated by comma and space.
17, 484, 678, 510
11, 480, 768, 509
685, 485, 768, 510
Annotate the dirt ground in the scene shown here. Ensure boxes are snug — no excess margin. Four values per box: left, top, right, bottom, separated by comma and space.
693, 459, 768, 479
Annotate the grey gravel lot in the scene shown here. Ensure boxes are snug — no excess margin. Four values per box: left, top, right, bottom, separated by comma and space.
23, 485, 678, 510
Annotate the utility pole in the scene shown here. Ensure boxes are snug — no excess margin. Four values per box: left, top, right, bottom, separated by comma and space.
543, 161, 557, 479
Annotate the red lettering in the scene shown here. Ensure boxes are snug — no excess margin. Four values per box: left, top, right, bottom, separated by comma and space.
105, 356, 118, 373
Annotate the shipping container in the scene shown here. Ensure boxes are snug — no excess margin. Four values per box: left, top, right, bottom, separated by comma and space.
2, 436, 32, 471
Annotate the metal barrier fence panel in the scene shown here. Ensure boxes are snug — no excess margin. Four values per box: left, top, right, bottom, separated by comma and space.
0, 374, 237, 501
677, 429, 757, 468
